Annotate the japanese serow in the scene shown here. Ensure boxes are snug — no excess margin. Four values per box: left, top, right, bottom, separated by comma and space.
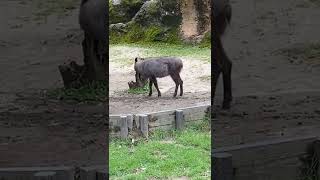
213, 0, 233, 109
134, 57, 184, 97
79, 0, 107, 60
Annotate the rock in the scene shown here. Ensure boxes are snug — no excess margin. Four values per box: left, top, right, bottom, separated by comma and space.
109, 0, 145, 24
131, 0, 162, 26
130, 0, 181, 27
110, 23, 127, 33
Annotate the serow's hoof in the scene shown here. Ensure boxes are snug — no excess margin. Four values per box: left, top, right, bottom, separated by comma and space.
222, 101, 231, 110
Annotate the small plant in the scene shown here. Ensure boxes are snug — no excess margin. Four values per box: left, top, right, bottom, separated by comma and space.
47, 81, 107, 102
128, 82, 149, 94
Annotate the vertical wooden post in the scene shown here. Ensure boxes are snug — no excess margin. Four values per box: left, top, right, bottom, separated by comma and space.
175, 110, 184, 130
134, 115, 140, 129
96, 169, 108, 180
212, 153, 233, 180
313, 139, 320, 177
120, 115, 128, 139
127, 114, 133, 131
206, 105, 211, 118
33, 171, 56, 180
139, 114, 148, 138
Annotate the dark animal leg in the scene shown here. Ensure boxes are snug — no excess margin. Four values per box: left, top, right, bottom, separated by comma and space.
148, 78, 153, 96
177, 74, 183, 96
98, 41, 106, 63
93, 40, 103, 63
218, 38, 232, 109
212, 64, 221, 106
152, 76, 161, 97
171, 74, 180, 97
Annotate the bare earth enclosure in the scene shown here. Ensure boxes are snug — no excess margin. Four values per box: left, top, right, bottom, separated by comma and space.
109, 46, 211, 114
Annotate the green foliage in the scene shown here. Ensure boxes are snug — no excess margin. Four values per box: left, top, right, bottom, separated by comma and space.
144, 26, 163, 42
110, 24, 183, 44
128, 82, 149, 94
47, 81, 107, 102
123, 24, 146, 43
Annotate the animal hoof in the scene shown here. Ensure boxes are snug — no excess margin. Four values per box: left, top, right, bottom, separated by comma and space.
222, 102, 231, 109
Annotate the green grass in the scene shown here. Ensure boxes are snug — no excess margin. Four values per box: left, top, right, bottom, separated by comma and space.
47, 81, 107, 102
109, 120, 211, 179
109, 43, 211, 67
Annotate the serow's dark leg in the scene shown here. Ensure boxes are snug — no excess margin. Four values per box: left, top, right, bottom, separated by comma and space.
148, 78, 153, 96
152, 76, 161, 97
177, 74, 183, 96
219, 40, 232, 109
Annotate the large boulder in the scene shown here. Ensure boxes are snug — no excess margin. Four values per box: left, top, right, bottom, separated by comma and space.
109, 0, 146, 24
129, 0, 181, 27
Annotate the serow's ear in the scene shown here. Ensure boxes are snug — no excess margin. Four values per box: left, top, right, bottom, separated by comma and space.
135, 57, 138, 62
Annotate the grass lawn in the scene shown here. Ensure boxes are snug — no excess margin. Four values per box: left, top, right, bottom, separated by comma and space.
109, 119, 211, 180
109, 43, 211, 67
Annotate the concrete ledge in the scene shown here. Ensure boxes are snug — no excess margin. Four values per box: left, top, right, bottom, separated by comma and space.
0, 166, 74, 180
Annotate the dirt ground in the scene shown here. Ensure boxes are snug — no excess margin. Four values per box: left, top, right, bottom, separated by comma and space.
0, 0, 106, 167
214, 0, 320, 147
109, 55, 211, 114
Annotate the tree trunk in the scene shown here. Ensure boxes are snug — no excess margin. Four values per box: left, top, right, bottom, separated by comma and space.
180, 0, 211, 41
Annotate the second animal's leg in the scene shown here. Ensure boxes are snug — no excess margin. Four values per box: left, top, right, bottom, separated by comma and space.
152, 76, 161, 97
98, 41, 107, 63
177, 74, 183, 96
171, 74, 180, 97
148, 78, 153, 96
218, 38, 233, 109
212, 65, 221, 106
